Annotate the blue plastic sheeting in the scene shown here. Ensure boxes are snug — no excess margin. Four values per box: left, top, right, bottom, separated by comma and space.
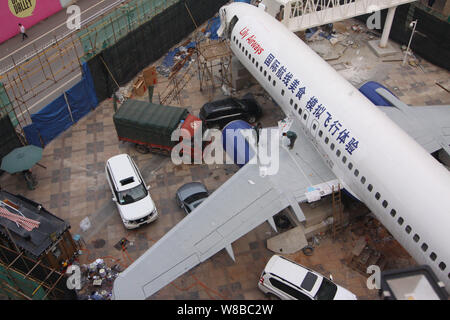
359, 81, 395, 106
26, 62, 98, 147
161, 42, 197, 68
30, 95, 73, 146
234, 0, 251, 3
23, 124, 42, 147
66, 63, 99, 122
205, 16, 221, 40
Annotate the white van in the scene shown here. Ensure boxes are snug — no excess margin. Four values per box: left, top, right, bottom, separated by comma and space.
105, 154, 158, 229
258, 255, 357, 300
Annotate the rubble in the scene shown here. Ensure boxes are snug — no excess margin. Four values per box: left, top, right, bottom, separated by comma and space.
73, 258, 122, 300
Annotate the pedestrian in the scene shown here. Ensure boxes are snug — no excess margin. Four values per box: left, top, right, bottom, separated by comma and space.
282, 131, 297, 150
18, 23, 28, 41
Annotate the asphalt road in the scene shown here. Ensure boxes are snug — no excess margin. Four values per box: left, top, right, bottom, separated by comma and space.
0, 0, 125, 124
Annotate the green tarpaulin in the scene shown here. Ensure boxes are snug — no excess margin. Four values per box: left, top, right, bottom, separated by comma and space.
113, 99, 188, 147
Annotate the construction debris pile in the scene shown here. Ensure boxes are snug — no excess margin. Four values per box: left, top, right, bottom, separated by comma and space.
72, 259, 123, 300
156, 16, 221, 78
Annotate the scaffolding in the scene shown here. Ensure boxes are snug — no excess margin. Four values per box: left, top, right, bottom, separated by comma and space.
0, 34, 83, 136
196, 40, 233, 101
0, 241, 67, 300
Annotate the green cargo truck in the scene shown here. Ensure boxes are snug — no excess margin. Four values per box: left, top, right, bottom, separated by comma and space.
113, 99, 204, 157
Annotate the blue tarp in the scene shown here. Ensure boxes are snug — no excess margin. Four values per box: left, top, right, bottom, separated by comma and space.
205, 16, 221, 40
234, 0, 251, 3
30, 95, 73, 146
23, 123, 42, 147
24, 62, 99, 147
161, 41, 197, 68
359, 81, 395, 107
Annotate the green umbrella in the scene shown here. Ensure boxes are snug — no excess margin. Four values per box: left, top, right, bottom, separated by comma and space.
1, 145, 43, 174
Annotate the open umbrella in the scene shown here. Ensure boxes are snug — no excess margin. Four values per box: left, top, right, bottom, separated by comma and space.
1, 145, 43, 174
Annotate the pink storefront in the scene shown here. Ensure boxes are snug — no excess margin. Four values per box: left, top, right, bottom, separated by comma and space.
0, 0, 63, 43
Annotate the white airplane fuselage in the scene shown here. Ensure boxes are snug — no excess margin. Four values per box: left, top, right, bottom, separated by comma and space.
220, 3, 450, 291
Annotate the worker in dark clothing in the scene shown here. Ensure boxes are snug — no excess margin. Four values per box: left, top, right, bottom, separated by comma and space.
283, 131, 297, 150
253, 122, 262, 144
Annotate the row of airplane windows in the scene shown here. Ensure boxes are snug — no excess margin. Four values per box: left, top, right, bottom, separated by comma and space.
233, 34, 449, 280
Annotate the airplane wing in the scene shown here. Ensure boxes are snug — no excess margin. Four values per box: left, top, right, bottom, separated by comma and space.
112, 120, 338, 300
376, 88, 450, 155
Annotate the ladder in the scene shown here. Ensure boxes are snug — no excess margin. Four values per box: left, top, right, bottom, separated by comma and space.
331, 184, 343, 240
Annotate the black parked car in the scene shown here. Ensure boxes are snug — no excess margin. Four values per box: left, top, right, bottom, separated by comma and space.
198, 93, 262, 129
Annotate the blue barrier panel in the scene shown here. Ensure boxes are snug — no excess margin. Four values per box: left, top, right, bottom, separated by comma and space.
30, 95, 72, 146
28, 63, 99, 147
23, 123, 42, 147
66, 64, 99, 122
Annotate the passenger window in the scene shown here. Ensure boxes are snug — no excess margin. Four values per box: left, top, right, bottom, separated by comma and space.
354, 169, 359, 177
405, 225, 411, 234
303, 114, 307, 120
256, 61, 259, 68
439, 262, 446, 271
264, 70, 267, 76
336, 150, 341, 157
390, 209, 396, 217
273, 80, 276, 86
382, 200, 388, 208
430, 252, 437, 261
313, 124, 317, 130
367, 184, 373, 192
281, 89, 285, 96
361, 176, 366, 184
294, 104, 298, 110
342, 156, 347, 164
318, 130, 323, 137
325, 137, 329, 144
397, 217, 404, 225
413, 234, 420, 242
421, 243, 428, 251
268, 75, 271, 81
298, 108, 302, 115
348, 162, 353, 170
375, 192, 380, 200
330, 143, 335, 150
290, 99, 293, 105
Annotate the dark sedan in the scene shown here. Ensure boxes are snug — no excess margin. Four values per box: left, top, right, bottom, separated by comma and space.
175, 182, 209, 214
198, 93, 262, 129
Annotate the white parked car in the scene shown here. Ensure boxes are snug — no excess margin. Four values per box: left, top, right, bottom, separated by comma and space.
258, 255, 357, 300
105, 154, 158, 229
